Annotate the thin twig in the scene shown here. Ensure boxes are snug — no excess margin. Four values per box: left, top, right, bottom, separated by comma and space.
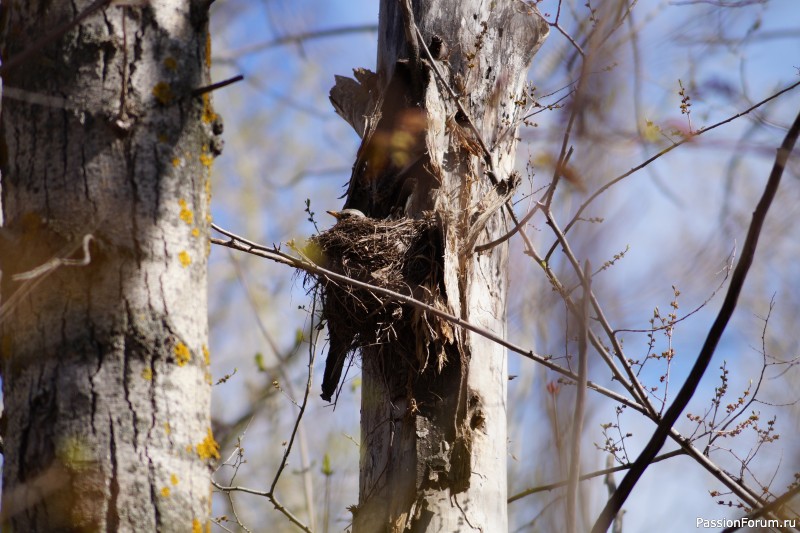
191, 75, 245, 97
612, 251, 734, 337
268, 296, 319, 495
214, 476, 313, 532
669, 428, 767, 512
508, 449, 685, 502
474, 203, 538, 253
227, 250, 317, 530
548, 0, 580, 63
265, 297, 321, 532
550, 17, 585, 58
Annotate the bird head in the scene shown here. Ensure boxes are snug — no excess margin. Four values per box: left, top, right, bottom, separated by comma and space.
326, 208, 366, 221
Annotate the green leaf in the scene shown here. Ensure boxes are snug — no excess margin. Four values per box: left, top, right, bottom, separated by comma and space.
254, 352, 266, 372
322, 453, 333, 476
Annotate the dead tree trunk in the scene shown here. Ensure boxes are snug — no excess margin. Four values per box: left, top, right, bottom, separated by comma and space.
0, 1, 220, 530
328, 1, 548, 530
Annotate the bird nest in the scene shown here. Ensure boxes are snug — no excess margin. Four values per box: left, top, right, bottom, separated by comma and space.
306, 212, 452, 400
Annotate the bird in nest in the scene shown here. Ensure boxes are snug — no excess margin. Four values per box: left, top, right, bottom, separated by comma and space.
326, 208, 366, 221
320, 208, 367, 402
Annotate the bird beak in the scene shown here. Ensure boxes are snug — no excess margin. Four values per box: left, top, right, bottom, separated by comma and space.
326, 210, 342, 219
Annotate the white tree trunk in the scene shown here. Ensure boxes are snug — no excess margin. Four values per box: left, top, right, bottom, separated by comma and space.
1, 1, 219, 530
331, 1, 548, 531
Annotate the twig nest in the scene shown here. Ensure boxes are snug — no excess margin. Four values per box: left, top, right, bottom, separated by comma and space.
307, 212, 451, 400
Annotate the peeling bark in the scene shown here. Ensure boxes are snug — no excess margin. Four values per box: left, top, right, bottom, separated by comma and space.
0, 1, 218, 531
330, 1, 548, 531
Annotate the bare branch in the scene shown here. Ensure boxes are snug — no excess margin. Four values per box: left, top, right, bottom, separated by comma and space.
721, 484, 800, 533
669, 428, 767, 511
209, 224, 647, 413
474, 204, 538, 253
592, 106, 800, 533
508, 450, 685, 502
266, 298, 322, 531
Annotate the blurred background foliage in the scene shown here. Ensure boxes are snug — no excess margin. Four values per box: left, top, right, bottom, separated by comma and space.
205, 0, 800, 530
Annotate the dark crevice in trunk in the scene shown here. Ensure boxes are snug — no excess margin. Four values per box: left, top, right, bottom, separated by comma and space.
107, 418, 121, 531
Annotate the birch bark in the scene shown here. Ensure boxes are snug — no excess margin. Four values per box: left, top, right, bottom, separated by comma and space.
1, 1, 219, 530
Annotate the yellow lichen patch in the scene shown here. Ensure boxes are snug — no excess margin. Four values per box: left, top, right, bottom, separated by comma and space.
202, 93, 217, 124
185, 444, 193, 454
57, 437, 92, 472
172, 157, 182, 168
178, 251, 192, 267
191, 228, 200, 238
192, 518, 203, 533
199, 145, 214, 168
174, 342, 191, 366
196, 428, 220, 460
160, 486, 171, 497
179, 199, 194, 225
205, 372, 213, 385
141, 368, 153, 381
171, 474, 179, 485
164, 422, 172, 435
163, 56, 178, 71
152, 82, 174, 105
202, 345, 210, 366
